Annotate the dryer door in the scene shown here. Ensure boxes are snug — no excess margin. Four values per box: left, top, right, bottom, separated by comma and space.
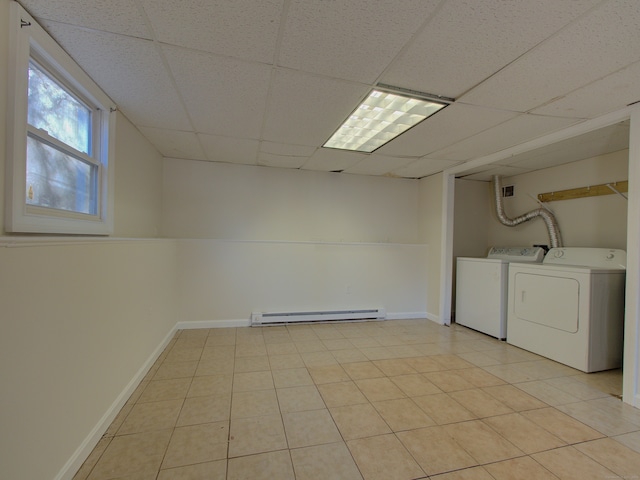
512, 272, 579, 333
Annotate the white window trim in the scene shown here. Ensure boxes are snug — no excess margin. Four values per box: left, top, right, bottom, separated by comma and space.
6, 2, 115, 235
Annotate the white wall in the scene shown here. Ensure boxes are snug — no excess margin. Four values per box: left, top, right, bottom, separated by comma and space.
487, 150, 629, 249
161, 158, 420, 243
162, 158, 434, 323
454, 178, 491, 257
419, 173, 444, 322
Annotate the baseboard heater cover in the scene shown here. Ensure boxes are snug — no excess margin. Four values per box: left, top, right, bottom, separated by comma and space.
251, 308, 386, 326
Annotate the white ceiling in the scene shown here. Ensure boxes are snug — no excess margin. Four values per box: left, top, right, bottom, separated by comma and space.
19, 0, 640, 179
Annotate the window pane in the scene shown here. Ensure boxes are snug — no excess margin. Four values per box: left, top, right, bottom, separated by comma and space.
26, 136, 97, 215
28, 61, 92, 154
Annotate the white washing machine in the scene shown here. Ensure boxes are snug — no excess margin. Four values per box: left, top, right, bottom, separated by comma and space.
507, 247, 626, 373
455, 246, 545, 339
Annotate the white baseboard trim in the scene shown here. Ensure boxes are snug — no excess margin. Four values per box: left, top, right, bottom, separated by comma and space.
55, 324, 179, 480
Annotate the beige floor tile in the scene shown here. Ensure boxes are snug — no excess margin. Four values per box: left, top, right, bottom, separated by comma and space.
483, 456, 559, 480
331, 349, 370, 363
290, 442, 363, 480
355, 377, 405, 402
177, 394, 231, 426
403, 356, 444, 373
373, 359, 417, 376
444, 420, 524, 464
482, 364, 538, 384
87, 429, 172, 480
348, 434, 425, 480
413, 393, 476, 425
431, 354, 475, 370
104, 403, 133, 437
277, 385, 326, 413
195, 358, 234, 376
232, 370, 274, 392
385, 345, 422, 358
308, 364, 351, 384
234, 355, 271, 373
272, 367, 314, 388
322, 338, 355, 350
543, 376, 610, 401
164, 346, 204, 363
153, 360, 199, 380
173, 336, 207, 349
372, 398, 435, 431
571, 369, 623, 396
342, 361, 385, 380
575, 437, 640, 478
266, 342, 298, 355
228, 414, 288, 457
521, 407, 604, 444
349, 337, 383, 348
227, 450, 294, 480
533, 446, 617, 479
283, 409, 342, 448
389, 373, 442, 396
138, 378, 191, 403
454, 367, 507, 388
73, 437, 111, 480
231, 389, 279, 419
162, 422, 229, 469
158, 460, 227, 480
423, 370, 477, 393
482, 384, 548, 412
302, 351, 339, 367
268, 353, 305, 370
295, 340, 328, 353
205, 334, 236, 347
200, 345, 235, 362
397, 426, 476, 476
456, 351, 502, 367
330, 404, 392, 440
117, 399, 182, 435
484, 413, 566, 454
187, 374, 233, 398
614, 430, 640, 453
317, 381, 369, 407
515, 381, 582, 406
557, 398, 640, 436
449, 389, 513, 418
235, 343, 267, 357
430, 466, 494, 480
359, 346, 396, 360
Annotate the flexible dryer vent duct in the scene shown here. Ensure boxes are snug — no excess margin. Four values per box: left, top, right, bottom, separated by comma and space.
492, 175, 563, 248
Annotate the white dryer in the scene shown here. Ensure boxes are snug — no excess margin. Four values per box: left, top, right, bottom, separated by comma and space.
507, 247, 626, 373
456, 246, 545, 339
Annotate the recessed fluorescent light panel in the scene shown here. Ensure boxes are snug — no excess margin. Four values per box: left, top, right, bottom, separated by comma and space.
323, 88, 449, 153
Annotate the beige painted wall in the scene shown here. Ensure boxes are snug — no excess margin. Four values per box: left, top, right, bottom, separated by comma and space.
0, 2, 174, 477
488, 150, 629, 249
161, 158, 420, 243
419, 173, 443, 321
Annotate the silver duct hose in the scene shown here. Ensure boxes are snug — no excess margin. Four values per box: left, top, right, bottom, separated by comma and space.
492, 175, 563, 248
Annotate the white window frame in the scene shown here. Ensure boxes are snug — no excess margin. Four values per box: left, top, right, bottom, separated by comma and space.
6, 2, 115, 235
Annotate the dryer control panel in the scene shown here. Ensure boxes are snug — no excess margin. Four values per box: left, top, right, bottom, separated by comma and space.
544, 247, 627, 269
487, 246, 545, 263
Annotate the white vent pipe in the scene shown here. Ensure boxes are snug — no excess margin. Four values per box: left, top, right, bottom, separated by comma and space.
492, 175, 563, 248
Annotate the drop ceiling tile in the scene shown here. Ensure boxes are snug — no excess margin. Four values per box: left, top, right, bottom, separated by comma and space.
257, 152, 309, 169
301, 148, 366, 173
381, 0, 601, 99
431, 114, 579, 161
164, 46, 272, 138
343, 154, 416, 176
458, 165, 533, 182
41, 22, 191, 131
500, 122, 629, 170
460, 1, 640, 112
20, 0, 151, 38
140, 0, 284, 63
391, 158, 462, 179
376, 103, 517, 157
262, 69, 369, 146
199, 134, 260, 165
139, 127, 206, 160
278, 0, 441, 83
532, 61, 640, 118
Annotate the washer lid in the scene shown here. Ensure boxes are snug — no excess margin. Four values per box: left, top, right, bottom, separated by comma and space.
486, 246, 545, 262
543, 247, 626, 269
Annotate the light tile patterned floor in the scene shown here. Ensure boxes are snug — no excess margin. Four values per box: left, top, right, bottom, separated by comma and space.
73, 320, 640, 480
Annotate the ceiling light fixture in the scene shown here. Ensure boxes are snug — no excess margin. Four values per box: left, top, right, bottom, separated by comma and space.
323, 85, 452, 153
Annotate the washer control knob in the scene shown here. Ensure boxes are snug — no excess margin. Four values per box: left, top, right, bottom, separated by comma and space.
607, 253, 615, 260
553, 249, 564, 258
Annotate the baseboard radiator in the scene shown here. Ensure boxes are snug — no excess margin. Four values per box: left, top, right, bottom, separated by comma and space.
251, 308, 386, 326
